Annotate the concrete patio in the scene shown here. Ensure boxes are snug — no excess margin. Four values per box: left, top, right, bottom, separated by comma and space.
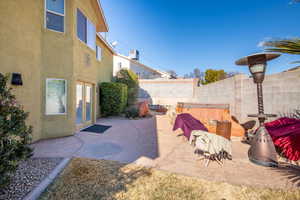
32, 114, 300, 189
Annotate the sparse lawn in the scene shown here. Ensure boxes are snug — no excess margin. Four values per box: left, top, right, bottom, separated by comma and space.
40, 158, 300, 200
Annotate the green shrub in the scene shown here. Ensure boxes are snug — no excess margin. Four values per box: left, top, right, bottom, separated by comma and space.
100, 82, 128, 116
114, 69, 139, 106
125, 107, 139, 119
0, 73, 33, 189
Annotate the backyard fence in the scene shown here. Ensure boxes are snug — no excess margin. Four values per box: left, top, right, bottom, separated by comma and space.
138, 70, 300, 123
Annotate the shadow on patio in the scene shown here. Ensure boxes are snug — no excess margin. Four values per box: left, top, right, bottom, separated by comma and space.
40, 158, 154, 200
270, 164, 300, 187
31, 115, 160, 164
51, 115, 161, 164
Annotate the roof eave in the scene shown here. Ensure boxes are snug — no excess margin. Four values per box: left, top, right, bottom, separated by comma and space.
95, 0, 109, 32
96, 33, 116, 54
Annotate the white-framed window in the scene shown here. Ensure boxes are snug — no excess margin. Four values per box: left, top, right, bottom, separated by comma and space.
96, 46, 102, 61
45, 0, 65, 33
46, 79, 67, 115
77, 9, 96, 50
118, 62, 122, 70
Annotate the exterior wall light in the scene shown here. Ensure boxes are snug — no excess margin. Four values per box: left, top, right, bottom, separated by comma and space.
235, 52, 281, 167
11, 73, 23, 86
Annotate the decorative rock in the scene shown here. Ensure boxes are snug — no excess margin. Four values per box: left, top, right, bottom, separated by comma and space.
0, 157, 62, 200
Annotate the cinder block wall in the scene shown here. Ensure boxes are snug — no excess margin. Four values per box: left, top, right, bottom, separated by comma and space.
240, 70, 300, 123
139, 70, 300, 123
194, 75, 239, 118
138, 79, 199, 105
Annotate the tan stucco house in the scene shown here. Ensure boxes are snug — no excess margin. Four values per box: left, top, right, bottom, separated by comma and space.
0, 0, 115, 141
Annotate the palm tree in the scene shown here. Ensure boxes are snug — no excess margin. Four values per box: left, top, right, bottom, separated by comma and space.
291, 0, 300, 3
262, 38, 300, 66
263, 38, 300, 55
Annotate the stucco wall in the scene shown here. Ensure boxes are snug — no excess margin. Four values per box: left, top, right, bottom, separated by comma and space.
0, 0, 43, 141
0, 0, 114, 141
194, 75, 242, 120
96, 37, 114, 118
75, 0, 114, 120
138, 79, 198, 105
240, 70, 300, 123
97, 37, 114, 83
41, 0, 76, 139
194, 71, 300, 123
113, 55, 130, 76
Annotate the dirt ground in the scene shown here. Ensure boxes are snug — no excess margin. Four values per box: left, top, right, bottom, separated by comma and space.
40, 158, 300, 200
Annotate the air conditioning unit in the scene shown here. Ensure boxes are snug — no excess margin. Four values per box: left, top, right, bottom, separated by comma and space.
129, 50, 139, 61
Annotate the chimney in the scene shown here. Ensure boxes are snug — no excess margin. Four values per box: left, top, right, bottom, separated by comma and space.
129, 50, 139, 61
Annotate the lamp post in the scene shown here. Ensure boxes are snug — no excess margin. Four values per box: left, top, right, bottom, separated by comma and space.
235, 52, 280, 167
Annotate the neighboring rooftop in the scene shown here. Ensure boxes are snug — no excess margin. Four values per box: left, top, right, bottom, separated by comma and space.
116, 53, 171, 77
284, 65, 300, 72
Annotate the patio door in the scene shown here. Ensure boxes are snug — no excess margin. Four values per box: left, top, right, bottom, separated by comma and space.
76, 82, 93, 128
85, 84, 92, 123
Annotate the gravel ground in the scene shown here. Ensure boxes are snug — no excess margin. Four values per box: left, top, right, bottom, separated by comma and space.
0, 157, 63, 200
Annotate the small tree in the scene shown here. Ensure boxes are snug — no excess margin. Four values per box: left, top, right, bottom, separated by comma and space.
0, 73, 33, 189
114, 69, 139, 106
202, 69, 227, 85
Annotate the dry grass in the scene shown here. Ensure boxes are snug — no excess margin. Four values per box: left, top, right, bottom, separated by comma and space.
40, 158, 300, 200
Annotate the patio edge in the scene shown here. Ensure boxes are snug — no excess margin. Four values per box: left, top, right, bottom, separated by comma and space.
23, 157, 71, 200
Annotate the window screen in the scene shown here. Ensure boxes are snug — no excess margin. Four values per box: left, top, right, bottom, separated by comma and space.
46, 0, 65, 32
77, 9, 96, 51
87, 19, 96, 50
96, 46, 102, 61
46, 79, 67, 115
77, 9, 87, 42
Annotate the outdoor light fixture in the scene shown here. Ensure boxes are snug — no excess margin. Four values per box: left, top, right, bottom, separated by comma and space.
11, 73, 23, 86
235, 52, 281, 167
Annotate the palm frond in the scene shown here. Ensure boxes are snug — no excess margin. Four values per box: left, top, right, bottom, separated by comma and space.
263, 38, 300, 55
290, 61, 300, 64
279, 108, 300, 119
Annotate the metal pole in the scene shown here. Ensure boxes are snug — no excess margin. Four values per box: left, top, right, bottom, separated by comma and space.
256, 83, 265, 126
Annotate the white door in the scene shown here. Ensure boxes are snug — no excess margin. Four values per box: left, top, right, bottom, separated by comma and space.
76, 82, 93, 127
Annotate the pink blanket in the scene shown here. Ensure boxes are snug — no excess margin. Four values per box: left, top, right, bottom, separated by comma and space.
265, 117, 300, 161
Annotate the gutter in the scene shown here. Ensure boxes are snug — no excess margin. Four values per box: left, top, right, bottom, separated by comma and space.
96, 33, 116, 55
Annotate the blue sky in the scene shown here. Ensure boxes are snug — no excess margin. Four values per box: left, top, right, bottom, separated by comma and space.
100, 0, 300, 76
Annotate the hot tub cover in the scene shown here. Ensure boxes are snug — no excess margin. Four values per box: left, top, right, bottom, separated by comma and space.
173, 113, 208, 140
